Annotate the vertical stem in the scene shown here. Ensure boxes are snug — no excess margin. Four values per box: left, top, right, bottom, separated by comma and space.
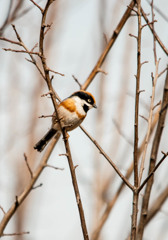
131, 0, 142, 239
62, 129, 89, 240
38, 1, 89, 239
137, 70, 168, 240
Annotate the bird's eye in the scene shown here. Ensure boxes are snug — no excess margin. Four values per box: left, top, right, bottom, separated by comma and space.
88, 99, 91, 103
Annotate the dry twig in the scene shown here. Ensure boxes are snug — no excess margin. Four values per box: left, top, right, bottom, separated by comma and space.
137, 69, 168, 240
139, 60, 160, 183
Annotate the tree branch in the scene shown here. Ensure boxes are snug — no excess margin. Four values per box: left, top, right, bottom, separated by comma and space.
81, 0, 136, 90
137, 69, 168, 240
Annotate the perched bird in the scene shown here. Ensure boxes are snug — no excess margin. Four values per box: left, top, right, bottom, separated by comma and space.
34, 90, 97, 152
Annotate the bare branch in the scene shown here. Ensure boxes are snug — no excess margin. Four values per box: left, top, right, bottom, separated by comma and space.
82, 0, 136, 90
0, 37, 21, 46
3, 48, 41, 56
80, 125, 134, 191
0, 133, 61, 236
139, 60, 160, 184
138, 152, 168, 192
141, 7, 168, 56
137, 69, 168, 239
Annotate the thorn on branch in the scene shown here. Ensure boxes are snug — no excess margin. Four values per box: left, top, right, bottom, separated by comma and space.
44, 22, 53, 36
74, 165, 79, 170
96, 68, 108, 75
32, 183, 43, 190
59, 153, 69, 157
0, 206, 6, 215
152, 100, 161, 110
129, 33, 138, 39
41, 90, 53, 97
138, 89, 145, 94
46, 67, 65, 76
161, 151, 168, 157
24, 153, 33, 178
50, 75, 54, 82
25, 58, 35, 64
72, 75, 82, 89
103, 33, 108, 44
45, 164, 64, 171
141, 61, 149, 66
38, 114, 53, 118
15, 196, 19, 207
139, 115, 148, 122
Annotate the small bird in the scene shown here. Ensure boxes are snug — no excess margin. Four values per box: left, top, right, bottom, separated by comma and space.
34, 90, 97, 152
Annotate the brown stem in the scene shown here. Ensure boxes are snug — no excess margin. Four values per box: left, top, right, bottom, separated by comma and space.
81, 0, 136, 90
137, 70, 168, 240
131, 0, 142, 239
141, 7, 168, 56
80, 126, 134, 191
91, 109, 159, 240
0, 135, 60, 236
38, 1, 89, 239
62, 129, 89, 240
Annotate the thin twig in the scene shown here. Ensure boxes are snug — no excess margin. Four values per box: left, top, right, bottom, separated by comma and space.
32, 183, 43, 190
38, 1, 89, 239
141, 7, 168, 56
0, 207, 6, 215
151, 0, 157, 64
0, 134, 61, 236
29, 0, 44, 13
138, 152, 168, 192
3, 48, 41, 55
24, 153, 33, 178
139, 60, 160, 184
91, 108, 160, 240
137, 69, 168, 239
72, 75, 82, 89
80, 125, 134, 191
47, 67, 65, 76
0, 37, 22, 46
45, 164, 64, 171
146, 0, 168, 22
2, 231, 30, 237
38, 114, 53, 118
82, 0, 136, 90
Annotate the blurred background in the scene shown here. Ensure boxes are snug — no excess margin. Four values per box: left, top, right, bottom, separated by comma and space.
0, 0, 168, 239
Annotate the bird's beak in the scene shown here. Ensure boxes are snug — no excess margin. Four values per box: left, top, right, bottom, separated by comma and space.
93, 103, 97, 108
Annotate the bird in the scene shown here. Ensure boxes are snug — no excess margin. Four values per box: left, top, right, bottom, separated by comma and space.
34, 90, 97, 152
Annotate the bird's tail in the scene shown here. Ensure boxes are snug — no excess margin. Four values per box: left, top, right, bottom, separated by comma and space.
34, 128, 57, 152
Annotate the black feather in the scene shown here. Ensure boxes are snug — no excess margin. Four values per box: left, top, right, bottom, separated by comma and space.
34, 128, 57, 152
